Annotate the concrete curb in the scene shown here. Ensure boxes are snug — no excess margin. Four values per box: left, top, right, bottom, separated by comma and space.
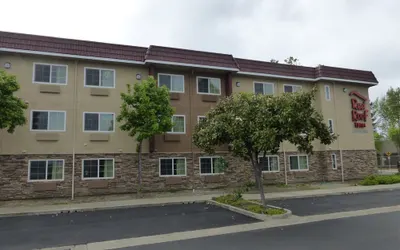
207, 200, 292, 221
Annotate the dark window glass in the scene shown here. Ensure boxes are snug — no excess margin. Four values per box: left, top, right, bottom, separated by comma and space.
289, 156, 299, 170
198, 78, 209, 93
86, 69, 100, 86
284, 85, 293, 93
83, 160, 99, 178
32, 111, 48, 130
260, 157, 270, 171
200, 158, 212, 174
30, 161, 46, 180
84, 113, 99, 131
34, 64, 51, 82
254, 83, 264, 94
160, 159, 173, 176
159, 75, 171, 89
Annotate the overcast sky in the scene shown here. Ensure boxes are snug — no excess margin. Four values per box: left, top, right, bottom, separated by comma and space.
1, 0, 398, 100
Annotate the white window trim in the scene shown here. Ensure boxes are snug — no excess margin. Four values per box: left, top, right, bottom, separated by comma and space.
283, 84, 302, 93
289, 155, 309, 171
199, 156, 225, 176
328, 119, 334, 133
253, 82, 275, 95
81, 158, 115, 180
28, 159, 65, 182
158, 157, 187, 177
331, 153, 337, 170
168, 115, 186, 134
196, 76, 221, 95
259, 155, 280, 173
32, 62, 68, 85
30, 110, 67, 132
197, 116, 206, 123
157, 73, 185, 93
325, 85, 331, 101
84, 67, 116, 88
83, 112, 115, 133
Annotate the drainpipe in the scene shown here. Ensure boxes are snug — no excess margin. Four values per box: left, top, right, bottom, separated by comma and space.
71, 60, 78, 200
333, 81, 344, 182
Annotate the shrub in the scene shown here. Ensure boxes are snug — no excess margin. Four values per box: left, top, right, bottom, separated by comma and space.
359, 174, 400, 186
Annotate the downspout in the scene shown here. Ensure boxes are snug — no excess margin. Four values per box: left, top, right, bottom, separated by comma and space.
333, 81, 344, 182
71, 60, 78, 200
189, 70, 195, 185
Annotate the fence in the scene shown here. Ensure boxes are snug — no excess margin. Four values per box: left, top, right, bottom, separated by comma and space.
377, 154, 400, 174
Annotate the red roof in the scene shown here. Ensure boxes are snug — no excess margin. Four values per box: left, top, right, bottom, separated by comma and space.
0, 30, 378, 84
0, 31, 147, 62
145, 45, 238, 70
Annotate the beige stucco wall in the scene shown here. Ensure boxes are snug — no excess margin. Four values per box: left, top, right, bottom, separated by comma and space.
232, 75, 375, 151
0, 53, 149, 154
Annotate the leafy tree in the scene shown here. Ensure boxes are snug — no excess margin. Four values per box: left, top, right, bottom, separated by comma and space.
117, 76, 175, 192
270, 59, 279, 63
284, 56, 301, 65
0, 69, 28, 133
373, 132, 384, 153
376, 87, 400, 129
388, 127, 400, 154
193, 88, 336, 205
370, 101, 380, 132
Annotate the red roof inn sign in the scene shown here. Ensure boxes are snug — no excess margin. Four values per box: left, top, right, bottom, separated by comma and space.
349, 91, 368, 128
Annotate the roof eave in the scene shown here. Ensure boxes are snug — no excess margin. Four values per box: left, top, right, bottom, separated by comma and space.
145, 59, 239, 72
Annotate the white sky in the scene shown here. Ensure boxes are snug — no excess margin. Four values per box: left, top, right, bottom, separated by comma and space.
1, 0, 398, 100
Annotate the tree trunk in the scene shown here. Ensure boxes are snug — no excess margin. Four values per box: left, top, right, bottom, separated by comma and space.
137, 141, 143, 196
253, 165, 266, 206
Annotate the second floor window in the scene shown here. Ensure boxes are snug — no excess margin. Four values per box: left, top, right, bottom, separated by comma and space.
197, 77, 221, 95
325, 85, 331, 101
158, 73, 184, 93
254, 82, 274, 95
85, 68, 115, 88
84, 112, 114, 132
284, 85, 302, 93
33, 63, 67, 84
168, 115, 185, 134
328, 119, 334, 133
31, 110, 66, 131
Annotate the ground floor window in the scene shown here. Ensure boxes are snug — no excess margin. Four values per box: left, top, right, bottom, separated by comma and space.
159, 158, 186, 176
28, 159, 64, 181
82, 158, 114, 179
259, 155, 279, 172
331, 153, 337, 169
199, 157, 225, 175
289, 155, 309, 171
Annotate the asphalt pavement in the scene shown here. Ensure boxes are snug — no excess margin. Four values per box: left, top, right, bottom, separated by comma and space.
0, 203, 257, 250
267, 189, 400, 216
127, 211, 400, 250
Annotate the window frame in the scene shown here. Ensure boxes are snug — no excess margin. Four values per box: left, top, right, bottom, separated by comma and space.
197, 116, 206, 124
82, 112, 115, 133
328, 119, 334, 134
32, 63, 68, 85
157, 73, 185, 93
168, 115, 186, 134
325, 85, 331, 101
331, 153, 337, 170
199, 156, 225, 176
81, 158, 115, 180
84, 67, 116, 88
196, 76, 221, 95
28, 159, 65, 182
283, 84, 302, 93
289, 155, 309, 171
30, 110, 67, 132
158, 157, 187, 177
259, 155, 280, 173
253, 82, 274, 95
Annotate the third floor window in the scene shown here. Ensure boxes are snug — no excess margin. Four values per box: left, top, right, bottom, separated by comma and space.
85, 68, 115, 88
158, 73, 184, 93
284, 84, 302, 93
254, 82, 274, 95
33, 63, 67, 84
197, 77, 221, 95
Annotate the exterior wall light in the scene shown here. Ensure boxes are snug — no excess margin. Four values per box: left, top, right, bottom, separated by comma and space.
343, 88, 348, 93
236, 82, 240, 87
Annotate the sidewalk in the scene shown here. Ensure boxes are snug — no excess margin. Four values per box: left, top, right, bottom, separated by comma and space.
1, 183, 400, 217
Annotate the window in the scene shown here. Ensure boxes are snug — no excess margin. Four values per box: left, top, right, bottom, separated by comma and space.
82, 159, 114, 179
158, 73, 184, 93
198, 116, 206, 123
28, 160, 64, 181
31, 110, 66, 131
331, 153, 337, 170
259, 155, 279, 172
197, 77, 221, 95
289, 155, 309, 171
200, 157, 224, 175
325, 85, 331, 101
33, 63, 67, 84
83, 112, 114, 132
284, 85, 302, 93
254, 82, 274, 95
85, 68, 115, 88
328, 119, 334, 133
159, 158, 186, 176
168, 115, 185, 133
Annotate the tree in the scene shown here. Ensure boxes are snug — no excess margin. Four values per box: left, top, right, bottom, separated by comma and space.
370, 101, 380, 132
376, 87, 400, 129
193, 88, 336, 206
388, 127, 400, 153
270, 59, 279, 63
284, 56, 301, 65
0, 69, 28, 133
374, 132, 384, 153
117, 76, 175, 192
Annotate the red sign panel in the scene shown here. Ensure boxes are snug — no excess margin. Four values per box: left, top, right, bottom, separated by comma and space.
349, 91, 368, 128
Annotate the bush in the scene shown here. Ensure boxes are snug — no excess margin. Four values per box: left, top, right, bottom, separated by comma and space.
359, 174, 400, 186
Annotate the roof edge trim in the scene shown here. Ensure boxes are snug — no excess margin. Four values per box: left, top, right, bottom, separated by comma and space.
145, 59, 239, 72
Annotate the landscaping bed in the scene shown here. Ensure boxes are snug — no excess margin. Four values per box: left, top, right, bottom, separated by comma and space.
360, 174, 400, 185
